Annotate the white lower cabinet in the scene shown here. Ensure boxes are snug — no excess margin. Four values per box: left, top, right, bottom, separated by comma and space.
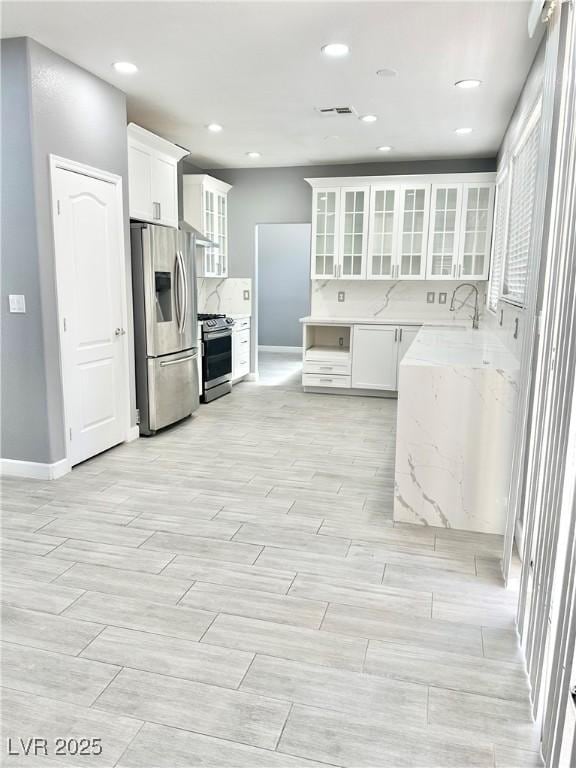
232, 319, 251, 382
351, 325, 398, 390
302, 322, 420, 394
397, 326, 420, 366
351, 324, 420, 390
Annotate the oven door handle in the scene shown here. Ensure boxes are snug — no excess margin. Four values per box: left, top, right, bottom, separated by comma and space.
204, 330, 232, 341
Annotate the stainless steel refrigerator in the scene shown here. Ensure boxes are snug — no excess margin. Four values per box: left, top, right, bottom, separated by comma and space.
130, 222, 199, 435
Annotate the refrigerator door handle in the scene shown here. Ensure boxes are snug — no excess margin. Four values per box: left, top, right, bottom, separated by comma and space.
179, 250, 189, 332
174, 252, 182, 333
159, 352, 198, 367
176, 251, 186, 335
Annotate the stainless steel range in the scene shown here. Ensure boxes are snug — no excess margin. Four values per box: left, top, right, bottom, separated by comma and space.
198, 314, 235, 402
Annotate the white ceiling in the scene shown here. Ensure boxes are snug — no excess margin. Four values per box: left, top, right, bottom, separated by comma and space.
2, 1, 541, 169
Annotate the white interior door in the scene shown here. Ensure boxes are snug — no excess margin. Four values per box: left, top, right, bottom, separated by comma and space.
351, 325, 398, 390
53, 164, 128, 467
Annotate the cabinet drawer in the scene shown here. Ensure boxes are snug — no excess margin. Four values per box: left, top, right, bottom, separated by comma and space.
234, 318, 251, 331
303, 360, 351, 376
235, 329, 250, 348
235, 357, 250, 379
303, 374, 351, 389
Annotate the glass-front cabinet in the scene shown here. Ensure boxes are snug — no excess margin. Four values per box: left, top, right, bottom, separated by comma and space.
367, 186, 399, 279
426, 184, 462, 279
311, 188, 340, 278
339, 187, 369, 279
307, 175, 495, 282
182, 175, 232, 278
459, 184, 495, 280
398, 186, 430, 279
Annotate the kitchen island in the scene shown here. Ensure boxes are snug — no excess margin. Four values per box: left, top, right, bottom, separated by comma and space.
394, 326, 519, 534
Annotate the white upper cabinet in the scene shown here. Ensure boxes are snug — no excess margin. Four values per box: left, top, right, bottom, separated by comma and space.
311, 188, 340, 278
459, 184, 495, 280
127, 123, 188, 229
426, 182, 495, 280
339, 187, 369, 279
183, 175, 233, 277
307, 174, 495, 282
426, 184, 462, 280
398, 185, 430, 279
367, 186, 399, 280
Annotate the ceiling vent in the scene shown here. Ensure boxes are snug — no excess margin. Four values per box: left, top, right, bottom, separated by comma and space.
315, 106, 358, 117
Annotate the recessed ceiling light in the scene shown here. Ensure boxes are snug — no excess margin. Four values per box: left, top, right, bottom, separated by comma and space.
207, 123, 223, 133
360, 114, 378, 123
377, 145, 392, 152
113, 61, 138, 74
247, 151, 261, 159
321, 43, 349, 58
376, 68, 397, 78
455, 79, 482, 89
455, 127, 473, 135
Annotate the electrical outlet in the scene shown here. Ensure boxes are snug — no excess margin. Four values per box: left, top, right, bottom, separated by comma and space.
338, 337, 344, 347
337, 291, 345, 303
438, 292, 447, 305
243, 290, 250, 301
426, 292, 435, 304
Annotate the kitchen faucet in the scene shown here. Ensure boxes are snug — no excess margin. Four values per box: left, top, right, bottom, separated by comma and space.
450, 283, 480, 329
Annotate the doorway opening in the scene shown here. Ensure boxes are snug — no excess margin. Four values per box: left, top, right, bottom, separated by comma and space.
255, 223, 311, 388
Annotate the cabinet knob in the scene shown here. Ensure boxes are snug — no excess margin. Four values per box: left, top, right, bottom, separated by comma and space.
114, 327, 126, 337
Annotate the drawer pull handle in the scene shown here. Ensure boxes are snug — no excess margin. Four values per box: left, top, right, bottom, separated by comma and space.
319, 378, 333, 383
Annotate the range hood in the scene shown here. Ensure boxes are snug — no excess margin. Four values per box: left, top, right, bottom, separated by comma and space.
180, 220, 218, 249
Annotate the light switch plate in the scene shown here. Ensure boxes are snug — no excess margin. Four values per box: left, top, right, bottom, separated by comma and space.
338, 291, 345, 303
243, 290, 250, 301
8, 294, 26, 313
426, 292, 435, 304
438, 292, 447, 305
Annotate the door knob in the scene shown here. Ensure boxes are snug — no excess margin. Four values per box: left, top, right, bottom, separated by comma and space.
114, 328, 126, 336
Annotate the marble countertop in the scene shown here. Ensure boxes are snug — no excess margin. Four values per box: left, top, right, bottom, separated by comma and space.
227, 313, 251, 320
402, 326, 519, 370
300, 316, 434, 326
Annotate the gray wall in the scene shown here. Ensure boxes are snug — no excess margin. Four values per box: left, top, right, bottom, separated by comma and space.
1, 38, 131, 464
1, 38, 48, 464
257, 223, 311, 347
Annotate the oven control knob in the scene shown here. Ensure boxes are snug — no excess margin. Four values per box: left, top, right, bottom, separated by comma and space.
226, 318, 234, 325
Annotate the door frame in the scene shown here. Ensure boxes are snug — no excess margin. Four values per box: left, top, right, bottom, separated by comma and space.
49, 154, 132, 471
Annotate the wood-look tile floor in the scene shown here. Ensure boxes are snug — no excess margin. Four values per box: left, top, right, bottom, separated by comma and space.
1, 353, 541, 767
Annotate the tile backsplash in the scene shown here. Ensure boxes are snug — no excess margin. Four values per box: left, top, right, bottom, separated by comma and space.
310, 280, 487, 325
197, 277, 252, 316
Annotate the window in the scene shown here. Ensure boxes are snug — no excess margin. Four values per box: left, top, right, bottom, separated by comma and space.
502, 103, 542, 306
488, 170, 510, 313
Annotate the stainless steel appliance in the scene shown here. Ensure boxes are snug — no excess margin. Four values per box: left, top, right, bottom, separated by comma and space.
198, 314, 235, 402
130, 222, 199, 435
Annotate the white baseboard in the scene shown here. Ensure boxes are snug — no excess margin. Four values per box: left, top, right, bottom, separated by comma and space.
126, 426, 140, 442
0, 457, 70, 480
259, 345, 301, 354
246, 372, 259, 382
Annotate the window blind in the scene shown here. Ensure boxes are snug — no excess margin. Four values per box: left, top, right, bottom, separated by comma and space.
488, 172, 510, 312
502, 111, 541, 305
